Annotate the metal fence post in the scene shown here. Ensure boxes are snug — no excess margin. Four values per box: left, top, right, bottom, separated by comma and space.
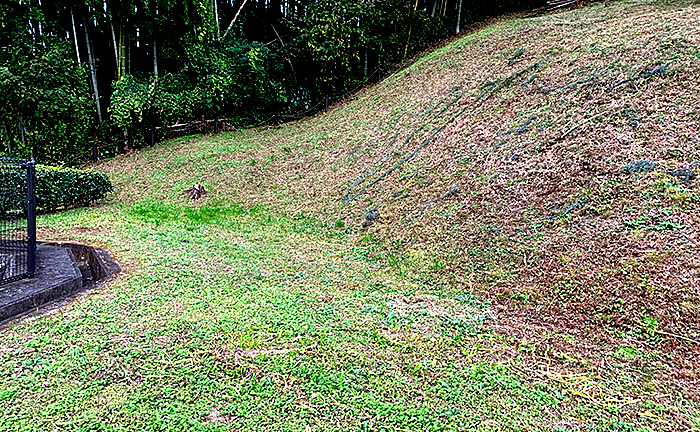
215, 117, 219, 133
26, 159, 36, 277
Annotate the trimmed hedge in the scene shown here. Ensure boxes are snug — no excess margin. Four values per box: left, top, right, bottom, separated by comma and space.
0, 164, 112, 212
0, 162, 26, 215
35, 165, 113, 210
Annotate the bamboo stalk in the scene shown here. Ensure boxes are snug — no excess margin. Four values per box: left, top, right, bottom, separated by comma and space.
70, 9, 82, 64
108, 7, 119, 76
222, 0, 249, 41
83, 15, 102, 123
153, 37, 159, 80
271, 24, 294, 72
404, 0, 419, 58
213, 0, 220, 40
456, 0, 463, 33
404, 26, 413, 58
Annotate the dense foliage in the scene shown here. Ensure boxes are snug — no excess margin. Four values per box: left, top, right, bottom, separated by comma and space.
0, 163, 112, 212
0, 0, 543, 161
35, 165, 113, 211
0, 5, 95, 161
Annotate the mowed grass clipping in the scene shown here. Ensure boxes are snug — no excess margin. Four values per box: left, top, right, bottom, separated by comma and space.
2, 0, 700, 430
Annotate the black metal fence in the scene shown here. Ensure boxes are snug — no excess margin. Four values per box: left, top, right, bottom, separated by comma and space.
0, 159, 36, 285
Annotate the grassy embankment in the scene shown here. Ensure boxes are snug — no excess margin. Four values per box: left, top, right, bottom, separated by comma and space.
1, 0, 699, 430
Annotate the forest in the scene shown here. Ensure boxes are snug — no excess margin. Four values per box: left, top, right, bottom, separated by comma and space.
0, 0, 542, 162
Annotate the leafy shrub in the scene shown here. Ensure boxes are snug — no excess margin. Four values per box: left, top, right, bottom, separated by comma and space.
0, 164, 26, 215
36, 165, 113, 210
108, 38, 285, 136
0, 164, 112, 213
0, 38, 96, 159
109, 75, 155, 130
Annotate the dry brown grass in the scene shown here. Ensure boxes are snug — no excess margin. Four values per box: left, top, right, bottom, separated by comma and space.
99, 0, 700, 410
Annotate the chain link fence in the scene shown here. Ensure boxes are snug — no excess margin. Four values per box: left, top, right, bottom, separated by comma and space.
0, 159, 36, 285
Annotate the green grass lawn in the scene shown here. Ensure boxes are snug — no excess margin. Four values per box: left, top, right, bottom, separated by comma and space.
0, 200, 691, 431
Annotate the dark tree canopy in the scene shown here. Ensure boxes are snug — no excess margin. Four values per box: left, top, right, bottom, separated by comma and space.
0, 0, 543, 161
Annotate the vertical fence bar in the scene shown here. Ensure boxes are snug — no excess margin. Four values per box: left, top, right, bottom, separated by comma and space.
215, 117, 219, 133
26, 159, 36, 277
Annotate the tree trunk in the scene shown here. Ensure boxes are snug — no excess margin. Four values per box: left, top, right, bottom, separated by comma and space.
123, 128, 129, 151
126, 32, 131, 75
271, 24, 294, 71
119, 28, 126, 78
18, 119, 25, 145
404, 26, 412, 58
117, 32, 122, 79
70, 9, 82, 64
153, 37, 159, 80
154, 3, 159, 80
213, 0, 220, 40
2, 121, 11, 154
455, 0, 463, 33
405, 0, 419, 58
364, 49, 368, 78
83, 16, 103, 123
109, 12, 119, 78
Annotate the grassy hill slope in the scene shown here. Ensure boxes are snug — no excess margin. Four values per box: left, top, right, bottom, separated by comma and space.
109, 0, 699, 370
1, 0, 699, 431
